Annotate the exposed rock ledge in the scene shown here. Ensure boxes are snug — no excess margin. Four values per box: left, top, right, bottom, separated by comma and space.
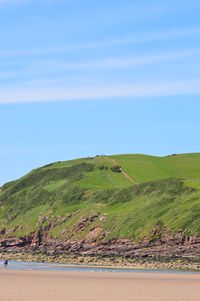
1, 214, 200, 260
1, 230, 200, 260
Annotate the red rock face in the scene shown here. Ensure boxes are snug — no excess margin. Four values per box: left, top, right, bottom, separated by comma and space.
1, 228, 200, 260
0, 215, 199, 259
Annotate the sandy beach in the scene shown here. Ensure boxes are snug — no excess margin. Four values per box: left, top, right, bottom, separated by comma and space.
0, 270, 200, 301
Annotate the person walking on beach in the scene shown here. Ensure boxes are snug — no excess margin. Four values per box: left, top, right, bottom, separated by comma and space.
3, 259, 8, 270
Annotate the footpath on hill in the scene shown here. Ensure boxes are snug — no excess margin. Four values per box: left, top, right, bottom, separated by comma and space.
105, 156, 136, 184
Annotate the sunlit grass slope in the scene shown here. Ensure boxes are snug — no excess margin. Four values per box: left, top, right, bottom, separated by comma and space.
111, 153, 200, 183
0, 153, 200, 242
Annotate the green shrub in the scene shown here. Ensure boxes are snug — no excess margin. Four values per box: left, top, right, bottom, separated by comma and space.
98, 165, 108, 171
111, 165, 121, 173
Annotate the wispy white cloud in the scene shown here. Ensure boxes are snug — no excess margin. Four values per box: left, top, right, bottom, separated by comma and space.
0, 47, 199, 82
0, 26, 200, 57
41, 47, 200, 70
0, 78, 200, 104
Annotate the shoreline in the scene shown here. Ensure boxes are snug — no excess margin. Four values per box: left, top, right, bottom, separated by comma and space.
1, 251, 200, 272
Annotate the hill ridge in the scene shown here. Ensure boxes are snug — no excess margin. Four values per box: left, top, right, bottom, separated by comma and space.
0, 152, 200, 261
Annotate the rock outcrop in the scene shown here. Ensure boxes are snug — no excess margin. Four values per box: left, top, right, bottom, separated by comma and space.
1, 227, 200, 260
1, 213, 200, 260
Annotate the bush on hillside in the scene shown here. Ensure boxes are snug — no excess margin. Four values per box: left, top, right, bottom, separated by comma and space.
111, 165, 121, 173
98, 165, 108, 171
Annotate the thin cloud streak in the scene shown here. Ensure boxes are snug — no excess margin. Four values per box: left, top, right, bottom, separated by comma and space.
0, 47, 200, 81
40, 47, 200, 70
0, 26, 200, 57
0, 79, 200, 103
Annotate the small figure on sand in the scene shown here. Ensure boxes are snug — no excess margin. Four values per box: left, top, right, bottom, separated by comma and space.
3, 259, 8, 270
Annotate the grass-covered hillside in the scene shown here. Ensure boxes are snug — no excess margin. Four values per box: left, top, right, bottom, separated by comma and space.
1, 153, 200, 243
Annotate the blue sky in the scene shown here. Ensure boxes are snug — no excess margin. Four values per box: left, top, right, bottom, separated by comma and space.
0, 0, 200, 185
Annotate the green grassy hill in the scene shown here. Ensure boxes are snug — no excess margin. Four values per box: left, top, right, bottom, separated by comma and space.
111, 153, 200, 183
1, 153, 200, 243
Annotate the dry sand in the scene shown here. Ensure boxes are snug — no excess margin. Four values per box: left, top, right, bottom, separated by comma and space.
0, 269, 200, 301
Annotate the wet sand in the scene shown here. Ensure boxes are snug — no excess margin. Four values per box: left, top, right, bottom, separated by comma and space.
0, 270, 200, 301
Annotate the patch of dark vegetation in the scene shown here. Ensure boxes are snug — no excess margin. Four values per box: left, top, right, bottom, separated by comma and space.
129, 178, 194, 196
91, 189, 114, 203
1, 180, 17, 191
111, 165, 121, 173
0, 163, 94, 201
0, 187, 54, 222
62, 186, 86, 204
98, 165, 108, 171
42, 163, 54, 168
91, 178, 195, 205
